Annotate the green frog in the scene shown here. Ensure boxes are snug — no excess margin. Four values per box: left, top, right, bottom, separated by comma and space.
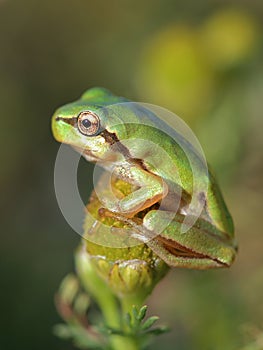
52, 87, 237, 269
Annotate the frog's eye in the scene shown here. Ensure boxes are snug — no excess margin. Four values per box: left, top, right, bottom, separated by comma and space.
77, 111, 100, 136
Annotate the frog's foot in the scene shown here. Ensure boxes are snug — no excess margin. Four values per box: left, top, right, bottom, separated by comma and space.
98, 207, 156, 243
98, 207, 142, 224
108, 163, 168, 216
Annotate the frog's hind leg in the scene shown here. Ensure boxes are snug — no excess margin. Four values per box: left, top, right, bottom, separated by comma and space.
143, 210, 236, 268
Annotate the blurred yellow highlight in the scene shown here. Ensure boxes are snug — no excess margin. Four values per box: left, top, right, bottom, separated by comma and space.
200, 9, 259, 69
135, 8, 259, 123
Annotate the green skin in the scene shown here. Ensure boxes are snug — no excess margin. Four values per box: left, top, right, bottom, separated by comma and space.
52, 87, 237, 269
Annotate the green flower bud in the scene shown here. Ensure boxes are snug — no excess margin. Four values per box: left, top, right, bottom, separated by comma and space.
74, 293, 90, 316
80, 174, 169, 302
58, 274, 79, 305
86, 247, 168, 301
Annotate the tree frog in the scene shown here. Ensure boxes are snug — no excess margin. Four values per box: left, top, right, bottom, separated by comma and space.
52, 87, 237, 269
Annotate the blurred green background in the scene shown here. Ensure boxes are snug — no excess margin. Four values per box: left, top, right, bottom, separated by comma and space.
1, 0, 263, 349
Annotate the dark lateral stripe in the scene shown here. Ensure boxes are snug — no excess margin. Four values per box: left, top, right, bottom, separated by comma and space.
157, 235, 228, 266
100, 129, 149, 170
55, 116, 78, 126
100, 129, 132, 158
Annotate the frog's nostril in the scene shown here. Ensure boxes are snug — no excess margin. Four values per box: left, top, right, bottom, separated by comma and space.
55, 116, 78, 126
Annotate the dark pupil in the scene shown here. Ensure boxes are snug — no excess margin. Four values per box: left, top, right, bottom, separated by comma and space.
81, 118, 91, 129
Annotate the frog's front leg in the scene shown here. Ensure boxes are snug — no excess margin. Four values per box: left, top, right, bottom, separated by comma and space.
143, 210, 237, 269
102, 162, 168, 217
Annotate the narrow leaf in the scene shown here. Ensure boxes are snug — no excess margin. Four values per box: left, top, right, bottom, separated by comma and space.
141, 316, 159, 330
53, 324, 72, 339
137, 305, 148, 322
124, 312, 132, 327
132, 305, 139, 320
145, 325, 170, 335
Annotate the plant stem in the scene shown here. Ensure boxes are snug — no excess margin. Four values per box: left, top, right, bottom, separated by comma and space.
120, 294, 145, 316
110, 335, 139, 350
76, 248, 120, 328
76, 248, 141, 349
97, 291, 141, 350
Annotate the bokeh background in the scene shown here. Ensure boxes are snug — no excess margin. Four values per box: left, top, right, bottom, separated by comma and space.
1, 0, 263, 349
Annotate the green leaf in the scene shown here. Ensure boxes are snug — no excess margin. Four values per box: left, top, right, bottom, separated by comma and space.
132, 305, 139, 320
54, 323, 104, 349
59, 274, 79, 305
74, 292, 90, 315
103, 327, 124, 336
53, 324, 72, 339
141, 316, 159, 330
137, 305, 148, 322
145, 325, 170, 335
124, 312, 132, 328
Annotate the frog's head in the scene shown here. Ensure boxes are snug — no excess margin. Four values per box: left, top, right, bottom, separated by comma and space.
52, 89, 127, 162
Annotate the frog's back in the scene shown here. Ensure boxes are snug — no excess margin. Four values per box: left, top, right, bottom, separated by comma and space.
81, 87, 129, 106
